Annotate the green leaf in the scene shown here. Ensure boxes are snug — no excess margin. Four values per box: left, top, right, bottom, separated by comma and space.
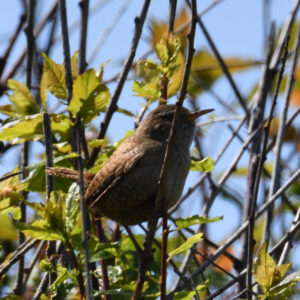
88, 139, 106, 148
0, 104, 18, 117
175, 215, 223, 230
68, 68, 110, 122
7, 79, 39, 115
89, 242, 119, 262
23, 153, 77, 193
253, 242, 292, 295
174, 291, 196, 300
71, 51, 79, 80
269, 271, 300, 297
167, 52, 184, 98
65, 183, 80, 235
0, 214, 18, 240
50, 113, 70, 142
253, 242, 276, 292
0, 113, 43, 143
190, 157, 214, 172
132, 80, 160, 101
155, 35, 181, 67
41, 53, 67, 101
117, 107, 135, 117
168, 232, 203, 261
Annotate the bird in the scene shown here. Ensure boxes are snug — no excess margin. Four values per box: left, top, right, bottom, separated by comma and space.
84, 104, 213, 225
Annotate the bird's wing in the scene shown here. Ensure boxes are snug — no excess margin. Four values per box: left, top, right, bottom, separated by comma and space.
85, 136, 148, 209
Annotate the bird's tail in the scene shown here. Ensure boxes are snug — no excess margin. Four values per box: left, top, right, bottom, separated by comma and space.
46, 167, 95, 188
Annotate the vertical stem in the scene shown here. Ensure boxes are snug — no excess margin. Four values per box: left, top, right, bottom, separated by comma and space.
14, 0, 35, 295
94, 214, 111, 300
160, 216, 169, 300
43, 112, 58, 294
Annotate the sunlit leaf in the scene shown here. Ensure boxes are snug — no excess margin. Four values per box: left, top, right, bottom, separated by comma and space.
168, 232, 203, 261
155, 34, 181, 67
150, 9, 190, 50
117, 107, 135, 117
71, 51, 79, 80
68, 68, 110, 123
0, 104, 18, 117
0, 113, 43, 143
0, 214, 18, 240
253, 242, 292, 294
269, 271, 300, 297
50, 113, 70, 142
253, 242, 277, 292
23, 153, 77, 192
175, 215, 222, 230
168, 52, 184, 97
132, 80, 160, 101
19, 220, 62, 240
190, 157, 214, 172
7, 79, 39, 116
88, 139, 106, 148
134, 59, 161, 82
174, 291, 196, 300
41, 53, 67, 100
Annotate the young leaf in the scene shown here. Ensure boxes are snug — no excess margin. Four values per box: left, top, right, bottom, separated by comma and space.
0, 104, 18, 117
175, 215, 222, 230
190, 157, 214, 172
7, 79, 39, 115
18, 219, 62, 241
168, 232, 203, 261
132, 80, 160, 101
0, 113, 43, 143
0, 214, 18, 240
68, 68, 110, 123
40, 53, 67, 101
174, 291, 196, 300
253, 242, 292, 295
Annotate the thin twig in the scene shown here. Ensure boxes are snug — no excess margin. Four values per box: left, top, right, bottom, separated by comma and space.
246, 33, 289, 299
2, 0, 59, 82
0, 238, 39, 278
185, 0, 249, 116
88, 0, 130, 64
88, 0, 151, 168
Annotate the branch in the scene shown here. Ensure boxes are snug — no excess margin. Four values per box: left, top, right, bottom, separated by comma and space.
88, 0, 151, 168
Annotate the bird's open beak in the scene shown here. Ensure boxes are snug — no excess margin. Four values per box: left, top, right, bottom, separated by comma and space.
186, 109, 214, 121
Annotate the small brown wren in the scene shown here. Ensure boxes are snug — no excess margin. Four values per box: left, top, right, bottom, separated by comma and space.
84, 105, 213, 225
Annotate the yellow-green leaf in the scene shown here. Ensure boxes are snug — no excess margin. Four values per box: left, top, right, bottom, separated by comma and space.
0, 214, 18, 240
68, 68, 110, 122
190, 157, 214, 172
0, 104, 18, 117
71, 51, 79, 80
88, 139, 106, 148
41, 53, 67, 100
132, 80, 160, 101
174, 291, 196, 300
168, 232, 203, 261
0, 113, 43, 143
50, 113, 70, 142
168, 52, 184, 98
175, 215, 222, 230
253, 242, 292, 294
19, 220, 62, 240
8, 79, 39, 115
